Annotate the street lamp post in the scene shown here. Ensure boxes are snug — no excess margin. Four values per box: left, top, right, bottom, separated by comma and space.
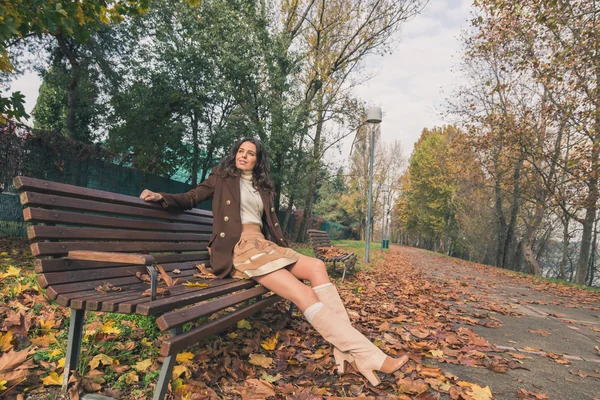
381, 187, 388, 251
365, 107, 381, 263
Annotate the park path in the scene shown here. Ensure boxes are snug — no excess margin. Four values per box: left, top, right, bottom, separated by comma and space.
391, 244, 600, 400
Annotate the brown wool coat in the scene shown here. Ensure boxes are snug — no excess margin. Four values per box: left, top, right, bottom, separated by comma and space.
159, 167, 288, 278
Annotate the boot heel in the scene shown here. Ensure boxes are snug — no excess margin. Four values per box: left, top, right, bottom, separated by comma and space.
357, 367, 381, 386
333, 348, 353, 374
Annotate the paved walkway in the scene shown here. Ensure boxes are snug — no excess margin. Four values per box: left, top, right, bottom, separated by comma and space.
394, 245, 600, 400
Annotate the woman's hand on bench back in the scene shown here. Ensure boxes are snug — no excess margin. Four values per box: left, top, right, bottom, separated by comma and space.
140, 189, 163, 202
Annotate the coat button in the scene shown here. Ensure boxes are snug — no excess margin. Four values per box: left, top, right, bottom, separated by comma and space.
226, 200, 231, 205
220, 232, 226, 238
274, 223, 279, 227
271, 207, 275, 212
224, 216, 229, 222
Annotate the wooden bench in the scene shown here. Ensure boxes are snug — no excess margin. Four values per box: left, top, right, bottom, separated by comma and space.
14, 176, 283, 400
307, 229, 357, 281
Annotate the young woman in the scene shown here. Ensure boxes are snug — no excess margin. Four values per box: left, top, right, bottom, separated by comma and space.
140, 137, 408, 386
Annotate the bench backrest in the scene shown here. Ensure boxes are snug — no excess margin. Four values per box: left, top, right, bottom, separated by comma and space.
307, 229, 332, 250
14, 176, 214, 303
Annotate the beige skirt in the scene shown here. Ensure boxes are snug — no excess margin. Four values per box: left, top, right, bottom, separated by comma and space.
231, 224, 301, 279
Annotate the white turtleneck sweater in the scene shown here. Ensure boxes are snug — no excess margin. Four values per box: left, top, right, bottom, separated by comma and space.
240, 171, 264, 227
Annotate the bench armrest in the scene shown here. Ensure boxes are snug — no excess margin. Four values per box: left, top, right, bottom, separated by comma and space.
68, 251, 156, 265
68, 251, 159, 301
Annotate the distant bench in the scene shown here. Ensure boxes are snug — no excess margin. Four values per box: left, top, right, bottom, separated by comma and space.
307, 229, 357, 281
14, 176, 283, 400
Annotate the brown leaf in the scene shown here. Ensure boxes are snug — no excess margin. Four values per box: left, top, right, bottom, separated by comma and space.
397, 377, 429, 395
516, 388, 549, 399
141, 288, 171, 297
95, 282, 123, 294
0, 348, 34, 383
156, 264, 174, 287
135, 271, 151, 283
239, 378, 275, 400
195, 263, 217, 279
528, 329, 551, 337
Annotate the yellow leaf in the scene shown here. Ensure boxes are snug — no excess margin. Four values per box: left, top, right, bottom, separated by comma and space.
89, 354, 116, 370
260, 333, 279, 351
125, 371, 138, 385
172, 365, 191, 380
141, 338, 153, 346
41, 371, 63, 386
248, 353, 273, 368
429, 349, 444, 358
0, 379, 6, 390
39, 318, 54, 334
100, 321, 122, 335
182, 281, 209, 287
227, 332, 238, 339
0, 266, 20, 279
135, 359, 153, 372
57, 357, 65, 368
0, 331, 14, 351
457, 381, 493, 400
176, 352, 194, 364
30, 334, 56, 347
237, 320, 251, 330
48, 349, 62, 357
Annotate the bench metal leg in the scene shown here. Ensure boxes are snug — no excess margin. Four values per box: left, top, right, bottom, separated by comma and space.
63, 308, 85, 392
153, 327, 183, 400
288, 302, 295, 318
341, 265, 347, 282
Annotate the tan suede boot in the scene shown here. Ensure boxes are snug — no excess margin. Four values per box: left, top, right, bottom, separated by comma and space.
313, 283, 353, 373
308, 303, 408, 386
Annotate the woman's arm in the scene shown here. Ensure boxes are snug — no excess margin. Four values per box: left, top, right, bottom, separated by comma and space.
140, 170, 218, 211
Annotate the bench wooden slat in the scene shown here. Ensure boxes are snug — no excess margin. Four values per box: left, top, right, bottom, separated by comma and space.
68, 251, 155, 265
156, 286, 269, 331
14, 176, 211, 217
24, 207, 212, 233
27, 225, 211, 242
159, 294, 281, 357
124, 279, 258, 315
66, 274, 222, 311
32, 241, 208, 257
40, 259, 205, 288
35, 252, 209, 273
20, 192, 213, 225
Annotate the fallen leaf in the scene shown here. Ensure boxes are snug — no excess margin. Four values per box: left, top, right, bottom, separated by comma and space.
176, 352, 194, 364
95, 282, 123, 294
510, 353, 531, 359
172, 365, 191, 380
457, 381, 493, 400
173, 269, 181, 274
523, 346, 542, 352
135, 359, 153, 372
141, 288, 171, 297
528, 329, 551, 337
182, 281, 209, 288
516, 388, 549, 399
237, 320, 251, 330
248, 354, 273, 368
261, 333, 279, 351
429, 349, 443, 358
0, 266, 20, 280
240, 378, 275, 400
125, 371, 138, 384
100, 321, 122, 335
0, 331, 14, 351
41, 371, 63, 386
0, 379, 6, 391
88, 354, 116, 370
195, 263, 216, 279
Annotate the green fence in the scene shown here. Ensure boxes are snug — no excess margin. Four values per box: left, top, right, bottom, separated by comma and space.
1, 125, 354, 241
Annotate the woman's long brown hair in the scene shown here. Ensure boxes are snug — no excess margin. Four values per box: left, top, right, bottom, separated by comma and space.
220, 137, 275, 193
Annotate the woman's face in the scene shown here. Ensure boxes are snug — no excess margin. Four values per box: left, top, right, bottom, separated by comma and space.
235, 141, 258, 172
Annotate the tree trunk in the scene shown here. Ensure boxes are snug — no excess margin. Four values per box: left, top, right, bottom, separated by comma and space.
56, 32, 80, 140
575, 138, 599, 284
296, 94, 324, 243
560, 216, 569, 281
190, 113, 199, 187
522, 203, 544, 275
503, 160, 522, 269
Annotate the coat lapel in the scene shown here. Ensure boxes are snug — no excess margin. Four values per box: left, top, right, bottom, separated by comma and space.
224, 173, 241, 207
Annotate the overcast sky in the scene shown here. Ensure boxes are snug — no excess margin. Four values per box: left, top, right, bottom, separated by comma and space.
9, 0, 473, 162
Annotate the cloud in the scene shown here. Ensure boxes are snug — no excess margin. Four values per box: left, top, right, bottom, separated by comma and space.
338, 0, 472, 159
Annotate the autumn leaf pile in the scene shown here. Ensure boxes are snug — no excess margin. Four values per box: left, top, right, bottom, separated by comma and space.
0, 237, 577, 399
